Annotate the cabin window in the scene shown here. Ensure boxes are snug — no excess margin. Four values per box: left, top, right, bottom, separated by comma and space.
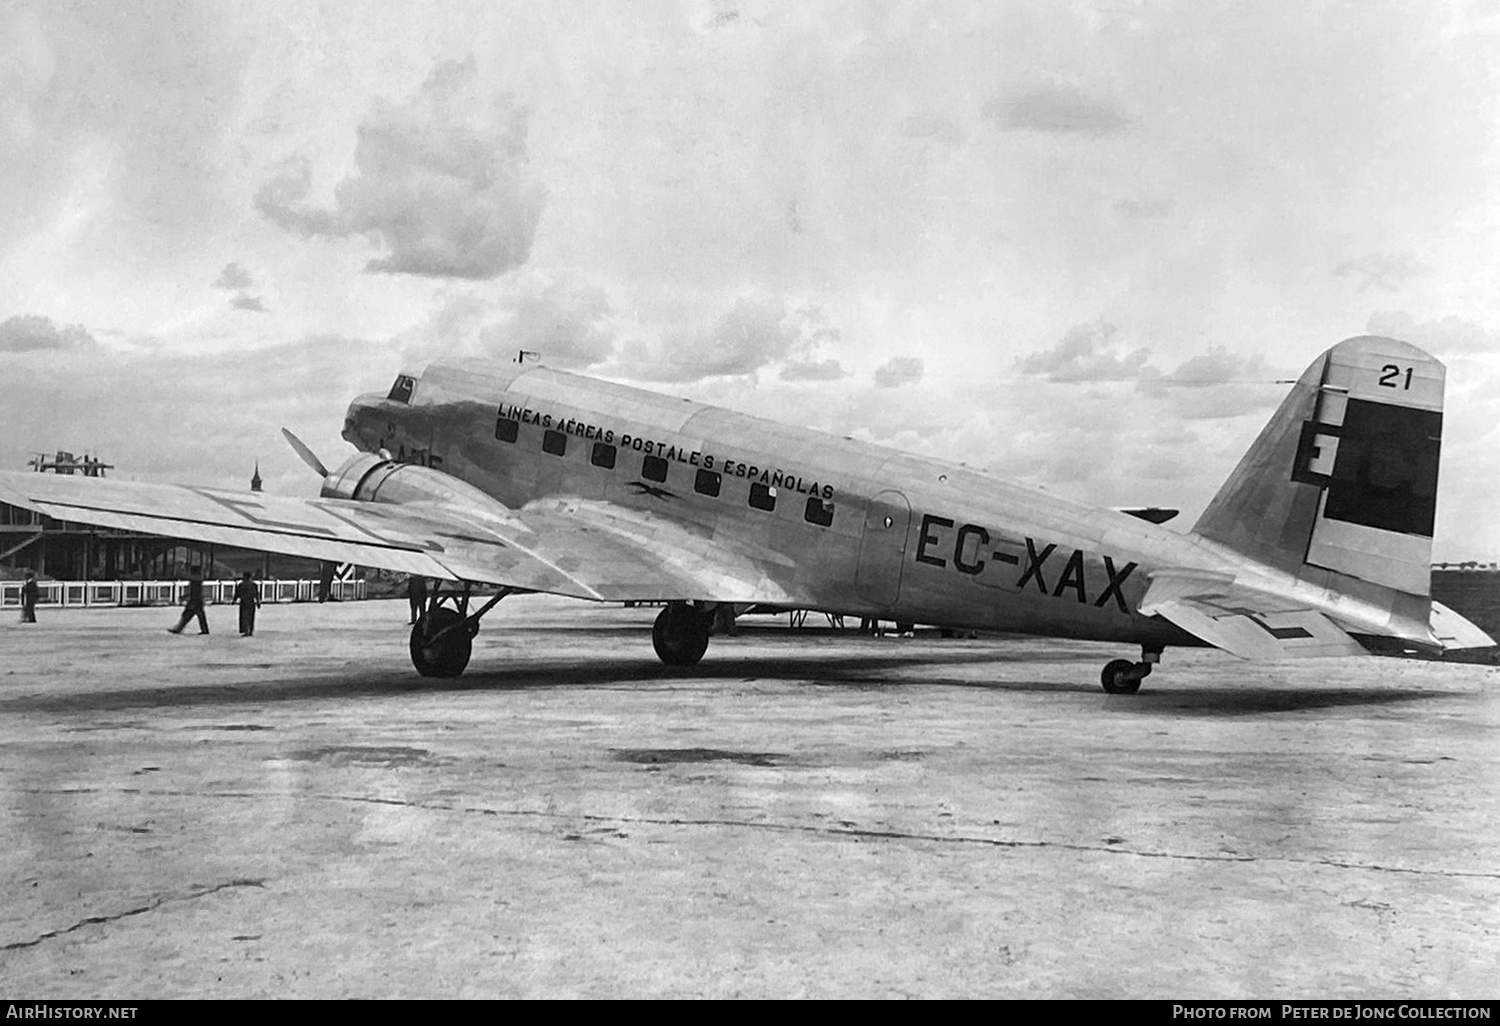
495, 417, 519, 443
387, 374, 415, 403
804, 496, 834, 527
694, 469, 721, 497
749, 482, 777, 511
591, 442, 616, 469
642, 455, 668, 482
543, 430, 567, 457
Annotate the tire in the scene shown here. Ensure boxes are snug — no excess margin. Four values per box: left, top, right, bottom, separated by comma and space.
410, 607, 473, 678
652, 604, 711, 666
1101, 658, 1141, 695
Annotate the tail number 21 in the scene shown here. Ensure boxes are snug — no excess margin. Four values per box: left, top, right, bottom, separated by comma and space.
1379, 364, 1413, 390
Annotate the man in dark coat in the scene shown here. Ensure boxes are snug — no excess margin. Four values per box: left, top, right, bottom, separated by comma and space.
234, 571, 261, 637
19, 570, 39, 623
168, 565, 209, 635
407, 574, 428, 625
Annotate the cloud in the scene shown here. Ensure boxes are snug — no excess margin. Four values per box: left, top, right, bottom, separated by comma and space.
394, 275, 614, 367
873, 356, 924, 388
780, 359, 847, 382
1013, 327, 1285, 420
213, 262, 254, 290
400, 282, 848, 384
1114, 198, 1173, 219
1016, 320, 1151, 381
1332, 253, 1428, 292
1154, 346, 1271, 388
255, 57, 546, 280
0, 3, 248, 250
983, 84, 1131, 135
484, 278, 614, 365
0, 332, 390, 492
704, 7, 741, 30
1133, 347, 1288, 421
625, 295, 798, 381
1158, 383, 1286, 422
0, 314, 95, 351
212, 261, 267, 313
897, 112, 965, 147
613, 294, 843, 383
1366, 311, 1500, 355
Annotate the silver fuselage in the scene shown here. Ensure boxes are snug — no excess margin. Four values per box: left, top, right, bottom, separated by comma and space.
344, 361, 1230, 646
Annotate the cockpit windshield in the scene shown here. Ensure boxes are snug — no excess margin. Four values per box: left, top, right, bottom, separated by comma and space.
386, 374, 416, 404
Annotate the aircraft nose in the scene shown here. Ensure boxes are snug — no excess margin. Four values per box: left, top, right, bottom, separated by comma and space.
342, 395, 380, 449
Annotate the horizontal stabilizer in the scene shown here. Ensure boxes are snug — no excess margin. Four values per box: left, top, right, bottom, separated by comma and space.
1430, 601, 1496, 651
1139, 569, 1366, 660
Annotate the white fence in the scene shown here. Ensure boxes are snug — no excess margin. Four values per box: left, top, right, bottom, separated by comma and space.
0, 578, 366, 609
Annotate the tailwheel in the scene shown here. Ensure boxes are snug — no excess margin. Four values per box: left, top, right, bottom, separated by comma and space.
410, 607, 476, 678
653, 603, 712, 667
1101, 658, 1147, 695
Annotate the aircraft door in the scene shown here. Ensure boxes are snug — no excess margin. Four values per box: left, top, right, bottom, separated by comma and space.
856, 490, 911, 606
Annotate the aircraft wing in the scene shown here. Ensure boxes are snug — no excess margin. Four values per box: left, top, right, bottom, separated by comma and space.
1137, 569, 1369, 660
0, 470, 796, 604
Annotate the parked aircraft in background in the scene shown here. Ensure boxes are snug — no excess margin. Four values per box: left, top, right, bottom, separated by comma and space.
1, 335, 1491, 690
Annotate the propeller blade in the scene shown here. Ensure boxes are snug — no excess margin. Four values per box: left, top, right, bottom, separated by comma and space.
281, 428, 330, 478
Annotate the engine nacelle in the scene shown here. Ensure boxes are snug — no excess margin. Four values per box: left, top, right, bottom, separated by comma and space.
320, 453, 393, 501
320, 453, 514, 523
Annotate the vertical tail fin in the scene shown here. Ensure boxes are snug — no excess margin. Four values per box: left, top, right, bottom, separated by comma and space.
1193, 336, 1442, 597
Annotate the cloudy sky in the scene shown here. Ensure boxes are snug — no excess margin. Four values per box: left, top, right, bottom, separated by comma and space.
2, 0, 1497, 558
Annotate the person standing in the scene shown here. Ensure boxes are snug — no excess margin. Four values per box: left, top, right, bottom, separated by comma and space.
234, 571, 261, 637
168, 565, 209, 635
407, 574, 427, 625
19, 570, 39, 623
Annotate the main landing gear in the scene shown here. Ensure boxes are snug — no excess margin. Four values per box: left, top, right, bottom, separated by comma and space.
652, 602, 713, 667
410, 583, 516, 677
1100, 646, 1162, 695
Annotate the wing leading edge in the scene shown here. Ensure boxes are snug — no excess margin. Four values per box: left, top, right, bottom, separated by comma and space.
0, 471, 796, 605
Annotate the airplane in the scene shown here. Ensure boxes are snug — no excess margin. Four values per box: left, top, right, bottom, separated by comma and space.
0, 334, 1491, 691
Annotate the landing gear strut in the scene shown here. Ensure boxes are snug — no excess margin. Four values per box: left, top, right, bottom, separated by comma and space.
409, 582, 515, 678
1101, 646, 1161, 695
652, 602, 713, 666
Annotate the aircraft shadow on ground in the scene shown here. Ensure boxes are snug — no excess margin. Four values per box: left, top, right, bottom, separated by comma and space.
0, 651, 1029, 714
1107, 686, 1451, 717
0, 650, 1456, 716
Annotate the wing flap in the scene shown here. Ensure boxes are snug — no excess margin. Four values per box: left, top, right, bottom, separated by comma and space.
513, 499, 798, 604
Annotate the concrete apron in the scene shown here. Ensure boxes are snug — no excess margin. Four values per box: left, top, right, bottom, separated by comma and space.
1, 597, 1497, 998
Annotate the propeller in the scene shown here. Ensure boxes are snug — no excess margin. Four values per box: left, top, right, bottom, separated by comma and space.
281, 428, 329, 479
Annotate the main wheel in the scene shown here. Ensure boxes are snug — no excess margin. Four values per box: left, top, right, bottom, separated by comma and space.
1101, 658, 1142, 695
653, 604, 711, 666
410, 607, 474, 678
